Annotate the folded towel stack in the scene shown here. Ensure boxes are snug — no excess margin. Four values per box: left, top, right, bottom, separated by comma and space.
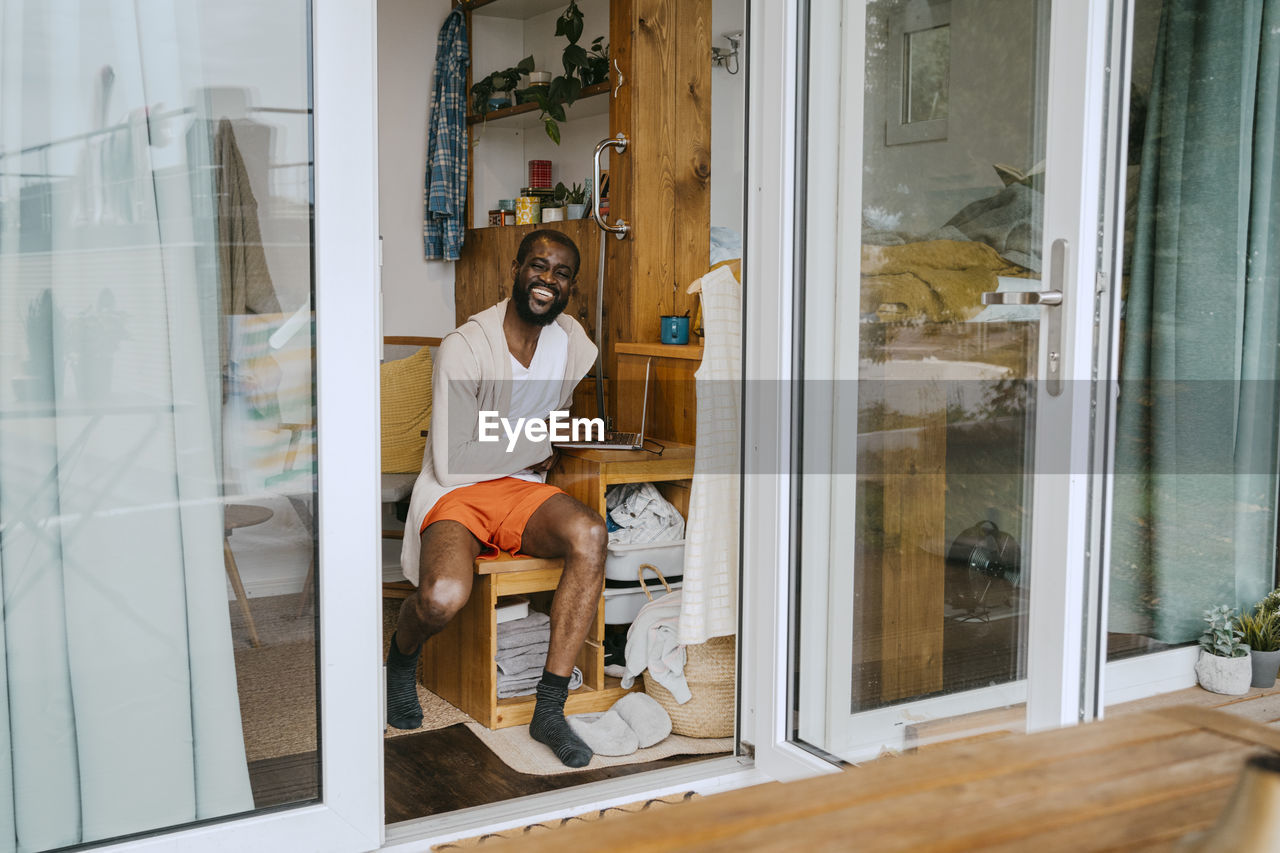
495, 612, 582, 698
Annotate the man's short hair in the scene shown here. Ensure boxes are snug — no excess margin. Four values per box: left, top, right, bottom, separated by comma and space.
516, 229, 581, 275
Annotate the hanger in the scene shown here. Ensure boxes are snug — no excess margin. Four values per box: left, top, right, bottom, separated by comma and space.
687, 259, 742, 294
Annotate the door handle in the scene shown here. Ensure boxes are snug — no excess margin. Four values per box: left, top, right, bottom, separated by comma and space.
979, 238, 1067, 397
592, 133, 630, 240
980, 290, 1062, 306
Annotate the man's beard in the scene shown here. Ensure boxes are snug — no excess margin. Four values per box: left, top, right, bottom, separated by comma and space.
512, 280, 569, 327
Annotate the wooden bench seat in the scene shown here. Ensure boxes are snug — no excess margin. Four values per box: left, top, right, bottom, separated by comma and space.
407, 552, 634, 729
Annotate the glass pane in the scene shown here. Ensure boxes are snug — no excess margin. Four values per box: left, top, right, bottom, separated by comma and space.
1107, 0, 1280, 663
794, 0, 1048, 759
0, 1, 319, 848
906, 25, 950, 123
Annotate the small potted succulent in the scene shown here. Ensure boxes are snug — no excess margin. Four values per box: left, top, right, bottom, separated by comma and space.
540, 196, 565, 222
1241, 599, 1280, 688
1196, 605, 1252, 695
558, 181, 588, 219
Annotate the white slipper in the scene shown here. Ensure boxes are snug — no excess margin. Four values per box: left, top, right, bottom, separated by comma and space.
611, 692, 672, 748
569, 709, 639, 756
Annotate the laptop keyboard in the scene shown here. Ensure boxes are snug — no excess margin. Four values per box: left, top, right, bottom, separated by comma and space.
606, 432, 640, 446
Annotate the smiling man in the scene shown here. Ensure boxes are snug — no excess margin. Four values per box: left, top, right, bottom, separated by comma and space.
390, 230, 605, 768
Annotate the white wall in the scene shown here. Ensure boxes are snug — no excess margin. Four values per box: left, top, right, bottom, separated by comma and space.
469, 0, 610, 227
378, 0, 457, 338
712, 0, 747, 234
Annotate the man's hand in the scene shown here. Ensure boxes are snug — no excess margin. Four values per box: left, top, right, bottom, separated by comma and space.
530, 450, 560, 475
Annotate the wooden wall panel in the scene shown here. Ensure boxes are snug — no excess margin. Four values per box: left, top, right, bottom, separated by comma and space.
673, 1, 712, 305
605, 0, 711, 424
453, 219, 600, 338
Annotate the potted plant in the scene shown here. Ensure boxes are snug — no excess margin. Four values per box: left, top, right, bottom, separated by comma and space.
1240, 607, 1280, 688
1196, 605, 1252, 695
470, 56, 535, 115
541, 200, 565, 222
519, 2, 610, 143
558, 181, 588, 219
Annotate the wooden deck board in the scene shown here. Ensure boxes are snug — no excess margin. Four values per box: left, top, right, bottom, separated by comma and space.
478, 705, 1278, 852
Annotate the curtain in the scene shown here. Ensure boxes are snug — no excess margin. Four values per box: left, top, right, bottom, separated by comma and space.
1111, 0, 1280, 642
0, 2, 253, 849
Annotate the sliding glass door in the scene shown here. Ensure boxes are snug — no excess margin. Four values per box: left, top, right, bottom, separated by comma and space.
1102, 0, 1280, 690
777, 0, 1113, 762
0, 1, 380, 850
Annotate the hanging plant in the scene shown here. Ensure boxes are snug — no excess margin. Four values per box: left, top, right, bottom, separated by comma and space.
531, 1, 609, 144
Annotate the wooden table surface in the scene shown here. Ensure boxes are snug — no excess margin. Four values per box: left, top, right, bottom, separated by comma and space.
482, 705, 1280, 852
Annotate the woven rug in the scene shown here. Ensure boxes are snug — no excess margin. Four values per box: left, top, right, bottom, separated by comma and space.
234, 596, 469, 762
464, 721, 732, 776
235, 596, 731, 769
431, 791, 701, 849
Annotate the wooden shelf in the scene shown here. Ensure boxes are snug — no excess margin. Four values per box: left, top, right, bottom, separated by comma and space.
466, 81, 610, 129
615, 341, 704, 361
494, 678, 639, 728
461, 0, 573, 18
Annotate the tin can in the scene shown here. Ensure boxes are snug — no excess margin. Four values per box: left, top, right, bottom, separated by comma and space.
527, 160, 552, 189
515, 196, 541, 225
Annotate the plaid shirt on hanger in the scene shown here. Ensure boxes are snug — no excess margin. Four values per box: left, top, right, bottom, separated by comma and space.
424, 8, 469, 261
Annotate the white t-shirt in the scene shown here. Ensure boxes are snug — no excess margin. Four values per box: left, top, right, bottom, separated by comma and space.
507, 322, 568, 483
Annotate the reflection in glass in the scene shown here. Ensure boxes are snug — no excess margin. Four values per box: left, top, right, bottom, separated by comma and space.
0, 1, 318, 848
795, 0, 1047, 758
853, 0, 1043, 715
906, 25, 950, 123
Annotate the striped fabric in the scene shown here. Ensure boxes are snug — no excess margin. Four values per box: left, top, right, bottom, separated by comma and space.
423, 8, 469, 261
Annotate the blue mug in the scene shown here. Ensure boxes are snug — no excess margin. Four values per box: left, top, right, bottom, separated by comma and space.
660, 315, 690, 345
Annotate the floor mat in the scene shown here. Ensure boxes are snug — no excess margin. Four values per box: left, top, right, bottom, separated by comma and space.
464, 721, 732, 776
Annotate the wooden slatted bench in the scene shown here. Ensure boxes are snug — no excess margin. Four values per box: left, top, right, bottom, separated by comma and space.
407, 552, 635, 730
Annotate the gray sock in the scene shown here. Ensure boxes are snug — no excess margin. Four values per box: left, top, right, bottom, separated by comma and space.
385, 632, 423, 730
528, 670, 592, 768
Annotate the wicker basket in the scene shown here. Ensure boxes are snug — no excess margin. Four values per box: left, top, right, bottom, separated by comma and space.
643, 635, 736, 738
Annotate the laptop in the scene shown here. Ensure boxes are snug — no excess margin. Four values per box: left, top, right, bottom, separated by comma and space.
556, 358, 651, 450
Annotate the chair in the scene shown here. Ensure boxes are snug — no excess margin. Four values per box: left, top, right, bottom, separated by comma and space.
293, 335, 441, 614
378, 336, 441, 599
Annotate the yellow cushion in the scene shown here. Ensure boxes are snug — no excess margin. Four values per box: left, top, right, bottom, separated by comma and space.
380, 346, 433, 474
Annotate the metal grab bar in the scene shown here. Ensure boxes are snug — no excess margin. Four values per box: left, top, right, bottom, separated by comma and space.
592, 133, 630, 240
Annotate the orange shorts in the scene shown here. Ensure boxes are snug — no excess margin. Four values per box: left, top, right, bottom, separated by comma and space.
420, 477, 564, 559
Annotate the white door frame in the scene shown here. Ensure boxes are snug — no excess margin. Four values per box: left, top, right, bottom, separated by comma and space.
94, 1, 385, 850
741, 0, 842, 781
751, 0, 1121, 768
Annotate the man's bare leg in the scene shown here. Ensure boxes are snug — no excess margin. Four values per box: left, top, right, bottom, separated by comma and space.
386, 520, 482, 730
517, 494, 607, 766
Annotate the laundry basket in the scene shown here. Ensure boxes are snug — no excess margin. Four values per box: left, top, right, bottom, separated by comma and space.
644, 635, 735, 738
633, 566, 736, 737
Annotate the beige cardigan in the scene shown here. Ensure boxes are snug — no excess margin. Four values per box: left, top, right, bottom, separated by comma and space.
400, 300, 597, 584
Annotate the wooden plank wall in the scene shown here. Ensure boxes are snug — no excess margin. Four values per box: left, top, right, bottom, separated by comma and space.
453, 218, 600, 339
607, 0, 711, 422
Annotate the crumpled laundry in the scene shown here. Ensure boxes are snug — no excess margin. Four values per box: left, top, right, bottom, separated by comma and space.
606, 482, 685, 545
620, 590, 691, 703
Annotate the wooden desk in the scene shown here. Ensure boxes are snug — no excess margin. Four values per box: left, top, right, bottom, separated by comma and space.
421, 444, 694, 730
555, 441, 697, 519
483, 704, 1280, 851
